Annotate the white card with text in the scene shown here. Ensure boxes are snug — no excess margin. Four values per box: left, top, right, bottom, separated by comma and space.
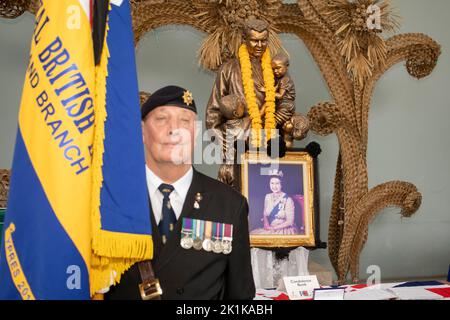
313, 288, 345, 300
283, 275, 320, 300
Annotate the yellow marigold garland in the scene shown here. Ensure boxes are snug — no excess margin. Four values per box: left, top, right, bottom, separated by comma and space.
261, 48, 276, 141
238, 44, 276, 148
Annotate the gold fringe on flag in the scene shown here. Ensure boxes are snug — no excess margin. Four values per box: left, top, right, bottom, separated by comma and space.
89, 7, 153, 296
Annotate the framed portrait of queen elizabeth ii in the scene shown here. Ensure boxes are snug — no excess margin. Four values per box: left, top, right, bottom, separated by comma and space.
241, 151, 316, 248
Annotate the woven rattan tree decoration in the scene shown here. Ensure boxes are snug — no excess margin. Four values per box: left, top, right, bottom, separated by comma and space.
4, 0, 441, 284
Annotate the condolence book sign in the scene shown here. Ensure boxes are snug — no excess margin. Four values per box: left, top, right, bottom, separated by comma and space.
283, 275, 320, 300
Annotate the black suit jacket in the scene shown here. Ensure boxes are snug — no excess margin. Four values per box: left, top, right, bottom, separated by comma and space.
106, 169, 255, 300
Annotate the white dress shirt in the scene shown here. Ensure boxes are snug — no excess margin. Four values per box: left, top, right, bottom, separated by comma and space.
145, 165, 193, 225
96, 167, 193, 295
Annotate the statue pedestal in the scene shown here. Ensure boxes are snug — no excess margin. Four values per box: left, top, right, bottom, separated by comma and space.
308, 260, 333, 286
251, 247, 334, 289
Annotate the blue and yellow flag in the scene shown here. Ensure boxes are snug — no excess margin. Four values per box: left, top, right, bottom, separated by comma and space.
0, 0, 152, 299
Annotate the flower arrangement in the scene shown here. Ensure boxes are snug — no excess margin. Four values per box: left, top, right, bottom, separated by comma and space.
238, 44, 276, 147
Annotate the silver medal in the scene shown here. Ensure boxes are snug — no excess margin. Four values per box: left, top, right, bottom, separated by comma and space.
193, 237, 203, 250
212, 240, 223, 254
202, 239, 213, 252
180, 234, 193, 249
222, 240, 232, 254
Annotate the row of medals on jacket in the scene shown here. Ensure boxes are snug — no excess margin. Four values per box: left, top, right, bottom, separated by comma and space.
180, 192, 233, 254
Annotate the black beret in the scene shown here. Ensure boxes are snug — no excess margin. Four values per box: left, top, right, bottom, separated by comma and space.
141, 85, 197, 119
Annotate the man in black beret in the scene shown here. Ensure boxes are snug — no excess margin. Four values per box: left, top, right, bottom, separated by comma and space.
106, 85, 255, 300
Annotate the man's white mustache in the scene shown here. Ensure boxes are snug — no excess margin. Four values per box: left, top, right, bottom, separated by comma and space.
161, 138, 190, 145
161, 131, 192, 144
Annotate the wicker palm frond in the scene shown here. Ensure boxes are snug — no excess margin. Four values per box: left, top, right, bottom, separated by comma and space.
5, 0, 441, 285
0, 0, 30, 18
0, 169, 10, 208
325, 0, 400, 86
139, 91, 151, 107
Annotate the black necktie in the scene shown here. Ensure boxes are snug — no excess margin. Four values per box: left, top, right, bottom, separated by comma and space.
158, 183, 176, 244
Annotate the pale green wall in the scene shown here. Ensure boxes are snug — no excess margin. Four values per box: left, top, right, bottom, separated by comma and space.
0, 0, 449, 281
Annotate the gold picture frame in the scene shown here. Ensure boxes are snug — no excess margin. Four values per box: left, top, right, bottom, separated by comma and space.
241, 151, 316, 248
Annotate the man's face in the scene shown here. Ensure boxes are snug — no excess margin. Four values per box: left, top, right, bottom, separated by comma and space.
142, 106, 197, 165
245, 29, 269, 58
272, 59, 288, 78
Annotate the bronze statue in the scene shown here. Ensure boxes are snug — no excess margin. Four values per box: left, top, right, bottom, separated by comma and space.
264, 52, 309, 148
218, 94, 248, 162
206, 19, 309, 185
218, 94, 246, 121
271, 53, 295, 115
283, 114, 310, 150
206, 19, 277, 146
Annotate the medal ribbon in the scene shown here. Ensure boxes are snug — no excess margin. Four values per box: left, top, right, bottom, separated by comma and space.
182, 218, 193, 234
216, 222, 222, 241
192, 218, 197, 239
196, 219, 201, 240
221, 223, 227, 241
224, 223, 233, 240
205, 221, 212, 240
199, 220, 204, 241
